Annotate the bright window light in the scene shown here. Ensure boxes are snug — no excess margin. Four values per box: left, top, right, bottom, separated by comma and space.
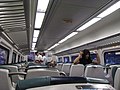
97, 1, 120, 18
33, 30, 40, 38
58, 32, 78, 43
33, 37, 38, 42
35, 13, 45, 28
32, 43, 36, 48
77, 18, 101, 31
37, 0, 49, 12
48, 43, 59, 50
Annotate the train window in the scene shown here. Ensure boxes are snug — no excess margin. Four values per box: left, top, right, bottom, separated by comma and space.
90, 53, 97, 61
104, 50, 120, 65
71, 55, 78, 63
28, 52, 35, 61
12, 52, 16, 63
58, 57, 62, 63
63, 56, 70, 63
0, 45, 9, 64
18, 55, 20, 63
21, 56, 23, 62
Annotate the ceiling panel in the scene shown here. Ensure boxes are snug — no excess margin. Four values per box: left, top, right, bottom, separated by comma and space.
8, 31, 27, 46
37, 0, 114, 51
0, 0, 28, 53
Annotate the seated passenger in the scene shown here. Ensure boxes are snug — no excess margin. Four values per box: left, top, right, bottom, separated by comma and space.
42, 52, 48, 65
34, 52, 43, 64
47, 55, 57, 67
73, 49, 100, 66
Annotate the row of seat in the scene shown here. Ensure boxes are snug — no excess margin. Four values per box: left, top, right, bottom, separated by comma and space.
0, 68, 110, 90
56, 63, 106, 79
57, 63, 120, 90
0, 64, 26, 83
1, 62, 119, 90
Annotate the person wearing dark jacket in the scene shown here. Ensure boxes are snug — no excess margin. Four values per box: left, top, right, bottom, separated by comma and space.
73, 49, 100, 66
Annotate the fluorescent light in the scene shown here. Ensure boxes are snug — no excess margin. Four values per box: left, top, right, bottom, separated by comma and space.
44, 50, 48, 52
77, 18, 101, 31
48, 43, 59, 50
37, 0, 49, 12
97, 1, 120, 18
58, 32, 78, 43
2, 32, 14, 44
33, 30, 40, 38
32, 47, 35, 50
14, 45, 19, 49
35, 13, 45, 28
33, 37, 38, 42
32, 43, 36, 48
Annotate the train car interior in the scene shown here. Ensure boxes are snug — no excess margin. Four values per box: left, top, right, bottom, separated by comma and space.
0, 0, 120, 90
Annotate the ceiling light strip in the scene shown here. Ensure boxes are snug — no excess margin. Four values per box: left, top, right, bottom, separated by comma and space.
58, 32, 78, 43
32, 37, 38, 42
48, 43, 59, 50
37, 0, 49, 12
33, 30, 40, 38
35, 13, 45, 29
77, 17, 101, 31
48, 32, 78, 50
97, 1, 120, 18
32, 43, 36, 48
77, 1, 120, 32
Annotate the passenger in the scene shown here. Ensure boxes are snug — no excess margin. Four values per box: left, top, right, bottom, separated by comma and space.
42, 52, 48, 65
34, 52, 43, 64
73, 49, 100, 66
47, 55, 57, 67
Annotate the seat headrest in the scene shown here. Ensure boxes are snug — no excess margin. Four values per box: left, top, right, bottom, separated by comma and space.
50, 76, 87, 85
0, 67, 11, 72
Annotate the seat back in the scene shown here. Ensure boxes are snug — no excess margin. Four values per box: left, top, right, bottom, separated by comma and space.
25, 68, 60, 79
0, 65, 21, 83
84, 65, 106, 79
0, 69, 14, 90
56, 63, 63, 71
61, 63, 71, 75
114, 68, 120, 90
111, 66, 119, 82
69, 64, 84, 76
108, 65, 120, 79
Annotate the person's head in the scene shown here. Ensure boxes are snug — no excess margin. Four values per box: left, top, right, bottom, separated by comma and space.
42, 52, 46, 56
82, 49, 91, 60
35, 52, 39, 56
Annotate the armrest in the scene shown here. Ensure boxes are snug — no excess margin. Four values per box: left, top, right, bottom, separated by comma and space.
59, 71, 67, 76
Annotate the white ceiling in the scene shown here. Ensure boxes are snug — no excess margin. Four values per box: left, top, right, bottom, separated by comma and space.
0, 0, 37, 54
0, 0, 119, 55
36, 0, 118, 51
